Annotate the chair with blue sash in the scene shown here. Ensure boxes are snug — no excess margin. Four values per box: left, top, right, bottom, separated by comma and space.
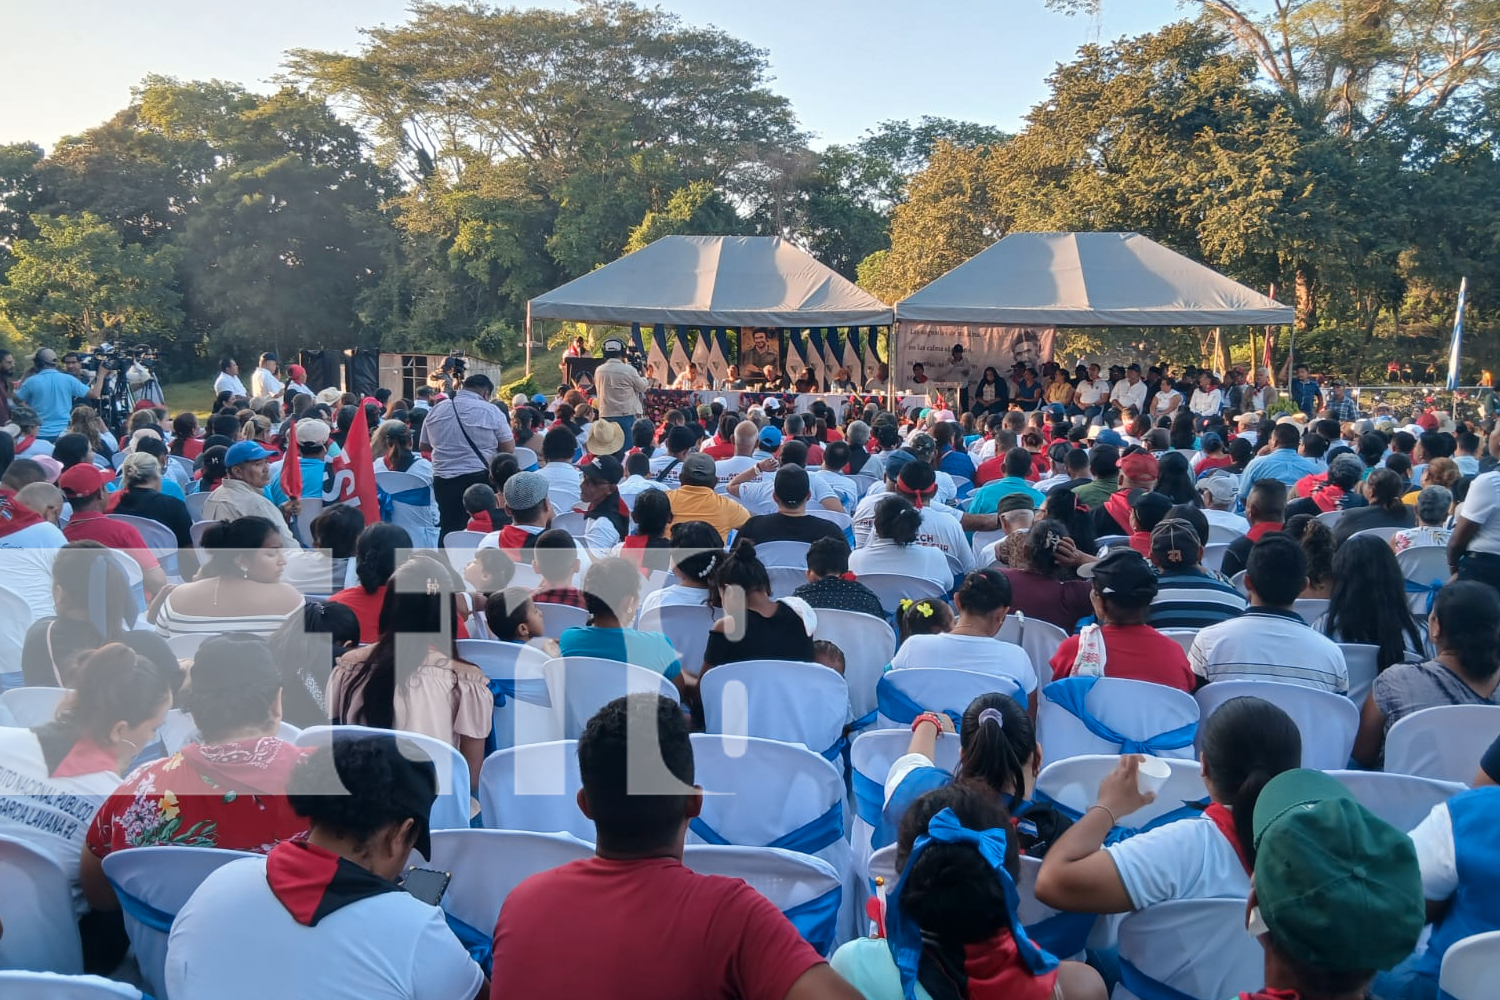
874, 668, 1026, 732
295, 725, 472, 831
847, 730, 961, 891
421, 828, 594, 972
1114, 898, 1264, 1000
1385, 704, 1500, 785
689, 734, 855, 943
1038, 677, 1199, 763
700, 661, 848, 774
1035, 755, 1210, 837
995, 613, 1068, 695
376, 470, 438, 548
542, 656, 682, 741
1398, 545, 1449, 617
478, 739, 595, 842
102, 845, 255, 998
682, 844, 844, 956
455, 639, 556, 750
0, 835, 84, 974
1326, 770, 1466, 833
812, 609, 896, 724
1193, 680, 1357, 771
0, 973, 146, 999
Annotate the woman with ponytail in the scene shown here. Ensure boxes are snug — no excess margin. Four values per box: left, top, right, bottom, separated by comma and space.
701, 537, 817, 673
1354, 581, 1500, 767
883, 693, 1072, 857
833, 783, 1107, 1000
1035, 696, 1300, 914
849, 494, 953, 592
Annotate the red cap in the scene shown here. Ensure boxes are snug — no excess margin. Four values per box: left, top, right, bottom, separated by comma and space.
1416, 412, 1439, 431
133, 400, 158, 412
58, 464, 113, 500
1119, 451, 1160, 482
288, 364, 306, 380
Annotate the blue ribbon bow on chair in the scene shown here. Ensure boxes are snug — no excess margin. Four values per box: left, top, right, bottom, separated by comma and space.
1043, 677, 1196, 756
885, 808, 1058, 1000
377, 484, 433, 522
783, 884, 842, 957
690, 802, 844, 857
1404, 577, 1443, 615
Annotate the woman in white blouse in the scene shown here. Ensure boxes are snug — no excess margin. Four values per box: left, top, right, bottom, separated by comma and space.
848, 495, 952, 592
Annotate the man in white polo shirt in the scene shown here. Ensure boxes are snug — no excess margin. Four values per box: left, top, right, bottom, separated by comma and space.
1188, 532, 1347, 693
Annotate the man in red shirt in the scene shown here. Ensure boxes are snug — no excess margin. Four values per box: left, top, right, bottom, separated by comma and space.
701, 412, 738, 461
490, 695, 861, 1000
59, 464, 168, 596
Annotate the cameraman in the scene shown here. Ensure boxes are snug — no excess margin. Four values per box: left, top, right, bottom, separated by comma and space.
594, 337, 648, 455
16, 348, 104, 442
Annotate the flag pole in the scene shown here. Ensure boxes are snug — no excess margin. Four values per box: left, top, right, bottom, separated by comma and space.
1447, 276, 1468, 392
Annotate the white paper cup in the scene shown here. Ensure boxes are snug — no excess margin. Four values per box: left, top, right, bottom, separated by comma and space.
1136, 755, 1171, 797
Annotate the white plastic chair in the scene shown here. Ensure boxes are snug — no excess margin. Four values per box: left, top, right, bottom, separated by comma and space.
513, 446, 538, 470
291, 496, 324, 550
294, 724, 473, 830
1351, 525, 1403, 544
1114, 898, 1264, 1000
1316, 509, 1344, 529
542, 656, 681, 740
0, 584, 32, 692
1194, 679, 1359, 771
970, 528, 1006, 564
102, 846, 255, 999
1440, 929, 1500, 1000
1206, 523, 1244, 544
1337, 642, 1380, 707
442, 527, 487, 573
755, 539, 813, 568
424, 828, 594, 943
1385, 705, 1500, 784
0, 687, 66, 728
765, 565, 808, 599
478, 740, 594, 841
455, 639, 557, 747
1038, 678, 1200, 762
534, 601, 590, 638
700, 660, 848, 764
857, 573, 947, 616
108, 514, 181, 579
637, 602, 716, 679
183, 491, 209, 521
874, 668, 1025, 730
189, 519, 215, 561
153, 708, 301, 755
681, 845, 844, 956
550, 510, 586, 537
1291, 597, 1330, 623
1036, 754, 1209, 830
995, 613, 1068, 695
0, 973, 143, 999
813, 609, 896, 724
1397, 546, 1449, 615
1158, 629, 1199, 656
166, 632, 208, 662
1201, 542, 1229, 573
1325, 770, 1465, 832
807, 508, 853, 533
1230, 569, 1248, 595
0, 835, 83, 974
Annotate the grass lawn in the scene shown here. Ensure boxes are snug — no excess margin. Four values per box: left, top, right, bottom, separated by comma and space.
158, 380, 220, 419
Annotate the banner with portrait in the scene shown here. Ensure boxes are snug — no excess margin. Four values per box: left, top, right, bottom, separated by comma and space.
894, 322, 1056, 392
737, 326, 783, 380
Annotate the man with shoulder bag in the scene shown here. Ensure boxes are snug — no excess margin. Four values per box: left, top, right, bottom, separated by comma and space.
419, 373, 515, 541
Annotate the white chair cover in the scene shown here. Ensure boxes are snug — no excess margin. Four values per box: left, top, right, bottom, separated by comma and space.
1315, 509, 1344, 529
0, 584, 32, 690
1398, 546, 1450, 615
1291, 597, 1330, 623
478, 740, 592, 840
1325, 770, 1465, 832
700, 661, 847, 765
535, 602, 589, 638
0, 687, 66, 729
690, 733, 855, 942
376, 470, 438, 549
969, 528, 1006, 564
107, 515, 180, 579
755, 540, 813, 569
765, 565, 808, 599
857, 573, 947, 616
188, 520, 214, 561
808, 508, 854, 532
680, 845, 844, 955
1351, 525, 1403, 543
848, 730, 961, 886
873, 668, 1024, 731
442, 529, 487, 573
153, 709, 301, 756
1206, 524, 1244, 543
1440, 929, 1500, 1000
101, 845, 255, 998
1114, 898, 1263, 1000
1201, 542, 1229, 573
184, 491, 209, 522
0, 835, 82, 974
1038, 678, 1200, 762
294, 725, 472, 830
637, 603, 716, 679
166, 632, 208, 661
1036, 754, 1208, 830
424, 829, 594, 943
550, 510, 586, 537
455, 639, 557, 748
1337, 642, 1380, 707
812, 609, 896, 723
1158, 629, 1199, 656
995, 613, 1068, 694
542, 656, 681, 740
1385, 705, 1500, 784
0, 973, 144, 999
1193, 680, 1359, 771
513, 446, 538, 470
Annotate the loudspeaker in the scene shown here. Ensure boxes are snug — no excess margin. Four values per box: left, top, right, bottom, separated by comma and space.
298, 350, 341, 392
344, 348, 379, 397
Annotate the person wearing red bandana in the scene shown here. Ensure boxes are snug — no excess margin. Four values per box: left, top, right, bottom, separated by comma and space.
832, 783, 1104, 1000
165, 732, 488, 1000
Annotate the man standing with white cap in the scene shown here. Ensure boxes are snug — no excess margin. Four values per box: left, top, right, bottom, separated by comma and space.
594, 338, 647, 456
251, 352, 284, 400
16, 348, 103, 441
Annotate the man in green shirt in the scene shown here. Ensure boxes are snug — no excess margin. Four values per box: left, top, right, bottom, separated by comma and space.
1072, 444, 1121, 509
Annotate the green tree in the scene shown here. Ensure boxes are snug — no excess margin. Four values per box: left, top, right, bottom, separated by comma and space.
0, 143, 45, 253
0, 212, 182, 347
624, 179, 743, 253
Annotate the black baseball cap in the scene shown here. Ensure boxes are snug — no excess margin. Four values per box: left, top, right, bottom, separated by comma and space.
580, 454, 624, 485
1078, 548, 1158, 602
601, 338, 625, 357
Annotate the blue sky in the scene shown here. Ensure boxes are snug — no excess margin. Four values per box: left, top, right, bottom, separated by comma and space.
2, 0, 1185, 151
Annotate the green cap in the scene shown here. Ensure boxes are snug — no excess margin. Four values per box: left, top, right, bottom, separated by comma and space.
1251, 769, 1425, 972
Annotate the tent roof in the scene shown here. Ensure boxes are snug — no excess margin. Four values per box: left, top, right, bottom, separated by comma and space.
528, 235, 893, 327
895, 232, 1293, 326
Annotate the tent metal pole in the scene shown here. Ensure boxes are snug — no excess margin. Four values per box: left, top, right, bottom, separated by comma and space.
886, 323, 896, 413
524, 302, 533, 379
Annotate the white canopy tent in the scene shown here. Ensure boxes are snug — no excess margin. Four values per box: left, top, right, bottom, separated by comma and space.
895, 231, 1293, 327
525, 235, 892, 374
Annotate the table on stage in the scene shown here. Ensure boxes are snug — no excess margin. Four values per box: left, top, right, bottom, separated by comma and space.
642, 388, 932, 424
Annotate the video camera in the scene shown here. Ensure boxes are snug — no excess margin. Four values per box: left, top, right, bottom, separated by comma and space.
79, 342, 158, 375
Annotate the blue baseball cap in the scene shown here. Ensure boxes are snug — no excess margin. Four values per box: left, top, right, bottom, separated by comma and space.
225, 441, 276, 468
758, 426, 783, 449
531, 393, 547, 406
1095, 429, 1126, 448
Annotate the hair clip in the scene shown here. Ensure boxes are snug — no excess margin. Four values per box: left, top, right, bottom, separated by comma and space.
898, 598, 914, 611
916, 601, 934, 618
978, 707, 1004, 729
